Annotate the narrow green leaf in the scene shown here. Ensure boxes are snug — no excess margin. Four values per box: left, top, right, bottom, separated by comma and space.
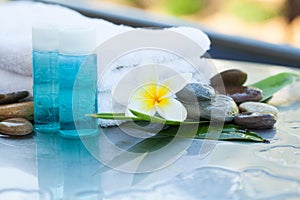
88, 110, 208, 125
86, 113, 140, 121
249, 72, 299, 102
130, 109, 208, 125
129, 109, 167, 124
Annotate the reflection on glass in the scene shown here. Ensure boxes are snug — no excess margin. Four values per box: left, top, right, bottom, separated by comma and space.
36, 133, 63, 199
36, 133, 102, 199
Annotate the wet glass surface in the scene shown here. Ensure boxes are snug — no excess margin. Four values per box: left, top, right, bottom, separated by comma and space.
1, 59, 300, 200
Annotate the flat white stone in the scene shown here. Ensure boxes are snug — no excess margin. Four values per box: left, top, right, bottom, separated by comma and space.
239, 102, 279, 118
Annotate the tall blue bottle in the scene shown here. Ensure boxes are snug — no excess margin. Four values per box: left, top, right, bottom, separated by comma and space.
32, 25, 60, 133
58, 27, 98, 138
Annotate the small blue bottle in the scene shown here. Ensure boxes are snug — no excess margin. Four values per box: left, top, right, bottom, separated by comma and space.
58, 27, 98, 138
32, 25, 60, 133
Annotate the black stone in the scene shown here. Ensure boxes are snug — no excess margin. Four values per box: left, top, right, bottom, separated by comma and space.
0, 91, 29, 104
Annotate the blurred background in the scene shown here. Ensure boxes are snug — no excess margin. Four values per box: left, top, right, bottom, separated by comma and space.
90, 0, 300, 48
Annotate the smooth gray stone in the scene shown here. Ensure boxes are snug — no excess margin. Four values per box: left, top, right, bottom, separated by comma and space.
0, 91, 29, 104
239, 102, 278, 119
210, 69, 248, 87
0, 118, 33, 136
176, 83, 216, 102
182, 95, 239, 122
234, 112, 276, 129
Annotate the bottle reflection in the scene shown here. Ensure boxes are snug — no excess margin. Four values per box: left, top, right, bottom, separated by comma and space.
36, 133, 63, 199
36, 133, 102, 200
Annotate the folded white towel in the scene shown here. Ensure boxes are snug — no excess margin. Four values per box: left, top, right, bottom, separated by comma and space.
0, 1, 211, 127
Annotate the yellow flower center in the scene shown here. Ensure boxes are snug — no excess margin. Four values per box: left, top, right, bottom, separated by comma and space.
132, 83, 171, 111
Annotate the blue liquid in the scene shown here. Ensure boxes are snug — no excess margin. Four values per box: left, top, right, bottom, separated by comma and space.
32, 50, 60, 133
58, 54, 98, 138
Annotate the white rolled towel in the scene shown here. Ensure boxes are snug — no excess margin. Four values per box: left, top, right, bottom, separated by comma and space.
0, 1, 211, 127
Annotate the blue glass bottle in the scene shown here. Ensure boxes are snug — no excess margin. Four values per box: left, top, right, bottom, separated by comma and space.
32, 25, 60, 133
58, 27, 98, 138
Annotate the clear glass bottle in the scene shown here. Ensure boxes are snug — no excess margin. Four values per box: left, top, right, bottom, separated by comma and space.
58, 27, 98, 138
32, 24, 60, 133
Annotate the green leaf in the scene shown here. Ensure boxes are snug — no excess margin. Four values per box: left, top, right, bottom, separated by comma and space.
197, 124, 269, 143
249, 72, 299, 102
89, 112, 267, 142
87, 110, 208, 125
157, 124, 269, 143
127, 135, 174, 153
130, 109, 208, 125
86, 113, 141, 121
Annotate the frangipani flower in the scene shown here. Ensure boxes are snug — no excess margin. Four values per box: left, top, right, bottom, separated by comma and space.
112, 65, 192, 122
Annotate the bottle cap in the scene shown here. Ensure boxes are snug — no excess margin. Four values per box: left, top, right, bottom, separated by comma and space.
59, 26, 96, 55
32, 24, 59, 52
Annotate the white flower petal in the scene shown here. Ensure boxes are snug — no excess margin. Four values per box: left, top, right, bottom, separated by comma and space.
112, 65, 158, 105
161, 73, 192, 94
136, 65, 158, 85
126, 99, 156, 117
112, 81, 138, 105
156, 98, 187, 122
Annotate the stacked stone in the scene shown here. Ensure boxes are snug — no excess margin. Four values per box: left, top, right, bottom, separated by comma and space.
0, 91, 33, 136
176, 69, 278, 129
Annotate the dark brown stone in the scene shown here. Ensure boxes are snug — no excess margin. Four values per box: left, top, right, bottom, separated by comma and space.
210, 69, 248, 87
0, 118, 33, 136
234, 112, 276, 129
0, 91, 29, 104
215, 86, 263, 104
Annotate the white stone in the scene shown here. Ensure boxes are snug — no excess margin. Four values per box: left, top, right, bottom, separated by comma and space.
239, 102, 278, 119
